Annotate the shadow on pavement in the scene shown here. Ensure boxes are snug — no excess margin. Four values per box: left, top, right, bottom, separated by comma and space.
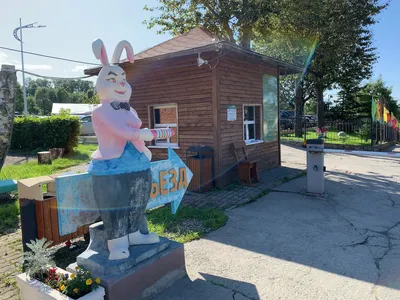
197, 170, 400, 294
155, 272, 260, 300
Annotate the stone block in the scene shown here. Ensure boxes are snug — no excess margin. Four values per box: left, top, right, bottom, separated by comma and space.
101, 240, 186, 300
76, 222, 170, 277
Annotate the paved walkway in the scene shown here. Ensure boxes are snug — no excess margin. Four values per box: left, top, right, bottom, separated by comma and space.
155, 145, 400, 300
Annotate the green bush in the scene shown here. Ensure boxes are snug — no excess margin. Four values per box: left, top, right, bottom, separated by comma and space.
10, 115, 80, 153
358, 122, 371, 142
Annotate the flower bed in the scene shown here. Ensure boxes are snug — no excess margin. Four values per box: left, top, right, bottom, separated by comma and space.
16, 267, 105, 300
16, 238, 104, 300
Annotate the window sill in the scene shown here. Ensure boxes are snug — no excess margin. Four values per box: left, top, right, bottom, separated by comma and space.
245, 140, 264, 146
148, 145, 180, 150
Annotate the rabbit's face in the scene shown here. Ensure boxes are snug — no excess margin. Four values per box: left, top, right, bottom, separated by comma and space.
96, 64, 132, 102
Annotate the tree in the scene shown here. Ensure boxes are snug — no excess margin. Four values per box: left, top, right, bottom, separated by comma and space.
53, 79, 94, 94
55, 87, 70, 103
35, 87, 56, 115
358, 76, 399, 116
27, 95, 39, 115
143, 0, 283, 49
279, 0, 389, 128
15, 83, 24, 113
253, 29, 316, 136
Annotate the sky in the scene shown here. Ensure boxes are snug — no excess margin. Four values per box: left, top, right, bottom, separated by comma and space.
0, 0, 399, 101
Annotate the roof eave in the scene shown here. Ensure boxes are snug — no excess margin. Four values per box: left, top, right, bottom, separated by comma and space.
84, 44, 218, 76
84, 41, 308, 76
218, 42, 305, 75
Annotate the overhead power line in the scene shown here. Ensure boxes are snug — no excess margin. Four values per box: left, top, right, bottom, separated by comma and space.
16, 69, 95, 80
0, 46, 100, 66
0, 45, 228, 69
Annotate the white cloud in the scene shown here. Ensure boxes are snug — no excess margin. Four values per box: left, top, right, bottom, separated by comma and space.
0, 51, 51, 71
72, 65, 89, 72
0, 51, 18, 65
21, 64, 53, 71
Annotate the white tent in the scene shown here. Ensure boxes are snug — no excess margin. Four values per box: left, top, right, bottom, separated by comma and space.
51, 103, 98, 116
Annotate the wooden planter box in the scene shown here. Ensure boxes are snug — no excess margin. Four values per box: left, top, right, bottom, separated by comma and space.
16, 268, 105, 300
18, 176, 90, 249
35, 196, 90, 245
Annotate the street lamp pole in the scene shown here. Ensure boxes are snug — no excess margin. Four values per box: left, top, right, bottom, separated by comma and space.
19, 18, 27, 116
13, 18, 46, 115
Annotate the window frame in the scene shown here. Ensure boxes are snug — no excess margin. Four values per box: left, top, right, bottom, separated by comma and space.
80, 116, 92, 123
243, 104, 263, 145
148, 104, 179, 148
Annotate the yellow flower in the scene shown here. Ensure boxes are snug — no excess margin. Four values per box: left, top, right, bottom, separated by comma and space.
86, 278, 93, 286
60, 285, 65, 291
74, 266, 79, 271
70, 274, 76, 279
95, 278, 100, 284
73, 288, 79, 293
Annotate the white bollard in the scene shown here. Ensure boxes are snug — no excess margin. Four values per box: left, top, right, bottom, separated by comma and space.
306, 139, 325, 194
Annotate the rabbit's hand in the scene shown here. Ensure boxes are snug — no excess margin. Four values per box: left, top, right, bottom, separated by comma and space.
139, 129, 155, 141
143, 147, 152, 161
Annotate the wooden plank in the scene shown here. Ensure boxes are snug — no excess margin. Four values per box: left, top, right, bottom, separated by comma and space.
49, 197, 60, 245
212, 52, 221, 181
132, 76, 212, 89
133, 82, 212, 95
42, 200, 53, 243
35, 201, 45, 239
277, 67, 281, 166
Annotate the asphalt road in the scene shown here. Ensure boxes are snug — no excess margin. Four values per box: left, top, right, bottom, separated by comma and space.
156, 144, 400, 300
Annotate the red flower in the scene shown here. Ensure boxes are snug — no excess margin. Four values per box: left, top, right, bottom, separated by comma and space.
49, 268, 57, 275
322, 127, 327, 133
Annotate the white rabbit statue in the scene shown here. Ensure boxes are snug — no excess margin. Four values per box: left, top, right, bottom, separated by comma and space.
88, 39, 159, 260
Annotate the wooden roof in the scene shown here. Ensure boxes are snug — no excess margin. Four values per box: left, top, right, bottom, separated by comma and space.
133, 27, 218, 61
85, 27, 304, 75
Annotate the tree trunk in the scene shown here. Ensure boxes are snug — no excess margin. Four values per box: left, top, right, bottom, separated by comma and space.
240, 27, 252, 49
0, 65, 17, 171
38, 151, 52, 165
294, 85, 305, 137
316, 79, 325, 128
49, 148, 65, 160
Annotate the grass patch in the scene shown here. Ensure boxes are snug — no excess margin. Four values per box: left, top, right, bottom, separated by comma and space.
147, 205, 228, 243
242, 188, 271, 206
0, 144, 96, 181
0, 145, 96, 235
0, 200, 19, 235
281, 128, 371, 146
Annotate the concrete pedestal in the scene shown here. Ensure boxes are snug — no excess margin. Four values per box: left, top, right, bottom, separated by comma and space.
68, 222, 187, 299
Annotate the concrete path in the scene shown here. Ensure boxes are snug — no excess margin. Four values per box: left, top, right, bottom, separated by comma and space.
155, 144, 400, 300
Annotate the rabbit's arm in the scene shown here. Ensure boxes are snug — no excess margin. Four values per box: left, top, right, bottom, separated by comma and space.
94, 110, 141, 141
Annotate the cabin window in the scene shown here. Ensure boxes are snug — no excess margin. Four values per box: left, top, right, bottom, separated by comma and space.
243, 105, 262, 144
149, 104, 178, 147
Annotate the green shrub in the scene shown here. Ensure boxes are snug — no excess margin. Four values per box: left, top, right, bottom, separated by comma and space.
10, 115, 80, 153
358, 122, 371, 142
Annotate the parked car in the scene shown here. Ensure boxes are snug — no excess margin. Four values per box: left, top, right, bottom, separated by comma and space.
280, 111, 295, 129
304, 115, 317, 126
80, 115, 95, 136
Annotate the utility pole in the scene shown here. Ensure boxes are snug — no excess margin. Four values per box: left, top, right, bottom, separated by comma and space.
13, 19, 46, 115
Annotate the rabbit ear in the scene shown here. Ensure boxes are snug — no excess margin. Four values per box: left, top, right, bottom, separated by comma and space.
111, 40, 134, 64
92, 38, 109, 65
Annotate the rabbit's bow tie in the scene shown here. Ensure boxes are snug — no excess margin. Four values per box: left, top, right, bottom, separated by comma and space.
110, 101, 130, 111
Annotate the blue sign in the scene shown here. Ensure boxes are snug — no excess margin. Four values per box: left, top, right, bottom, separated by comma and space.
55, 148, 193, 236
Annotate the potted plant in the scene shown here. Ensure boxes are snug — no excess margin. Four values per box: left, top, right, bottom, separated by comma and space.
16, 238, 105, 300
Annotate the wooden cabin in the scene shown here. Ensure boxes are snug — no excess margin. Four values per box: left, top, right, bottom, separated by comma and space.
85, 28, 302, 187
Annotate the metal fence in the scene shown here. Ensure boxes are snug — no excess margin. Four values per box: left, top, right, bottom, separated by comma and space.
280, 117, 399, 146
